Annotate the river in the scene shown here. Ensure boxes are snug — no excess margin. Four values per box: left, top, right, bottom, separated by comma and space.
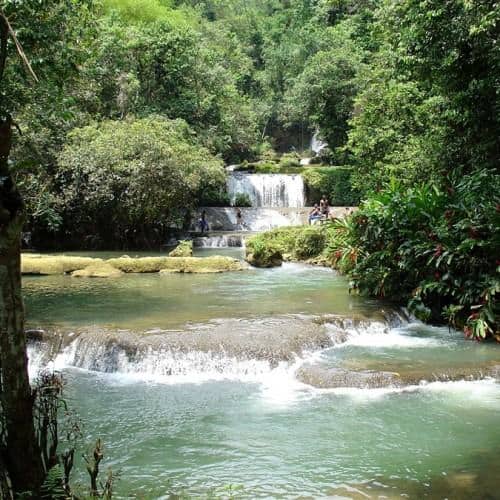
25, 248, 500, 499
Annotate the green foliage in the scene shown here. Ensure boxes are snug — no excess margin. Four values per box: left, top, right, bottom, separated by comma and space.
102, 0, 184, 24
40, 465, 66, 500
233, 193, 252, 207
283, 22, 366, 158
279, 152, 301, 169
347, 170, 500, 340
246, 225, 329, 264
293, 227, 326, 259
245, 236, 283, 268
199, 187, 231, 207
302, 167, 360, 206
348, 0, 500, 194
57, 117, 224, 247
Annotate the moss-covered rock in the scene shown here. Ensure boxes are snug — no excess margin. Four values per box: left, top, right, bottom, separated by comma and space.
168, 240, 193, 257
71, 262, 123, 278
22, 254, 98, 275
160, 256, 245, 273
245, 238, 283, 268
245, 225, 328, 266
22, 254, 246, 275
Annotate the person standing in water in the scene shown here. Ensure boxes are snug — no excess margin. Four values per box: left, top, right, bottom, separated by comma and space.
199, 210, 209, 233
236, 207, 244, 229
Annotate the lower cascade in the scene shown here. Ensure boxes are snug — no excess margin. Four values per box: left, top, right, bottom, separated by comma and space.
28, 311, 500, 388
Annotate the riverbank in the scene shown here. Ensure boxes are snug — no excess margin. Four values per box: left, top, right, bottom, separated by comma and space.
245, 212, 499, 343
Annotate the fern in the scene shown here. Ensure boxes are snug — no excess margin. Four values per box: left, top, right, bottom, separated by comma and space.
41, 465, 67, 500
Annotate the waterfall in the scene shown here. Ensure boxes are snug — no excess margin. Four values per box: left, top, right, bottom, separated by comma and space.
311, 131, 327, 156
194, 234, 245, 248
227, 173, 305, 208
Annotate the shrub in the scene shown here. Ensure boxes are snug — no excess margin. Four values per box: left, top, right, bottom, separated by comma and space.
348, 170, 499, 340
245, 226, 328, 264
279, 152, 301, 168
302, 166, 360, 206
293, 227, 326, 259
199, 187, 231, 207
245, 237, 283, 268
233, 193, 252, 207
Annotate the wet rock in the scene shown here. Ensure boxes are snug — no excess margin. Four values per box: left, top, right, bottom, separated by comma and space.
296, 365, 402, 389
297, 363, 500, 389
37, 316, 336, 372
25, 329, 47, 341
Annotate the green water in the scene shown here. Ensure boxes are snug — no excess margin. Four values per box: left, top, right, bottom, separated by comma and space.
25, 250, 500, 499
23, 251, 379, 330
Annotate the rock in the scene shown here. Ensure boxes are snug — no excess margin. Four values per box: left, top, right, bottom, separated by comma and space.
296, 365, 402, 389
22, 254, 98, 275
296, 362, 500, 389
25, 329, 46, 341
168, 240, 193, 257
41, 316, 335, 370
71, 262, 123, 278
245, 252, 283, 268
22, 254, 245, 275
160, 256, 246, 273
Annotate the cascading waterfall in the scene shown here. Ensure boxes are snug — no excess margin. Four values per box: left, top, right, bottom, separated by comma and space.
227, 173, 305, 208
194, 233, 245, 248
311, 130, 327, 156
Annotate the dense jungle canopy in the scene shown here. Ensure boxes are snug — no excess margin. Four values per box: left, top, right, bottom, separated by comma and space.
1, 0, 496, 248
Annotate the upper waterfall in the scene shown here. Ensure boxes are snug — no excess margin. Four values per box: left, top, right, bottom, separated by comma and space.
227, 172, 305, 208
311, 131, 327, 156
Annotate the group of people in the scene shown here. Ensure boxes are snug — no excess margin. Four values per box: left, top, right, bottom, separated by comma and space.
308, 194, 330, 224
198, 196, 331, 232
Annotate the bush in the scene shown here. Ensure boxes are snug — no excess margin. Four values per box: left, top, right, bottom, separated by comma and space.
348, 170, 499, 340
253, 162, 280, 173
279, 152, 301, 169
199, 187, 231, 207
302, 166, 360, 206
293, 227, 326, 259
245, 237, 283, 268
233, 193, 252, 207
245, 226, 328, 264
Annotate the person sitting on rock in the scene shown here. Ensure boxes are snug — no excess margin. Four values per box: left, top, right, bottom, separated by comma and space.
308, 204, 322, 225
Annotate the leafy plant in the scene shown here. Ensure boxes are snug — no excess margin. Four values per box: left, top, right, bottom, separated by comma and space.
233, 192, 252, 207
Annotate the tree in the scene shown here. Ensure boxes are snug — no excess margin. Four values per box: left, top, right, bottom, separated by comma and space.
57, 117, 225, 248
0, 9, 45, 496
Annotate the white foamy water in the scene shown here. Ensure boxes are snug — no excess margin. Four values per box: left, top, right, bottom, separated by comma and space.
312, 378, 500, 402
329, 323, 442, 349
227, 173, 305, 208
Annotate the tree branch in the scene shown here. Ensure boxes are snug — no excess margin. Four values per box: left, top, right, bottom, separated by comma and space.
0, 9, 38, 84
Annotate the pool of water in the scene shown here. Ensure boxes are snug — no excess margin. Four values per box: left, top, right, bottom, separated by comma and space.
25, 250, 500, 499
23, 251, 379, 330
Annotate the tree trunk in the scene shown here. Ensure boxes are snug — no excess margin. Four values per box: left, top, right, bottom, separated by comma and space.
0, 117, 44, 495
